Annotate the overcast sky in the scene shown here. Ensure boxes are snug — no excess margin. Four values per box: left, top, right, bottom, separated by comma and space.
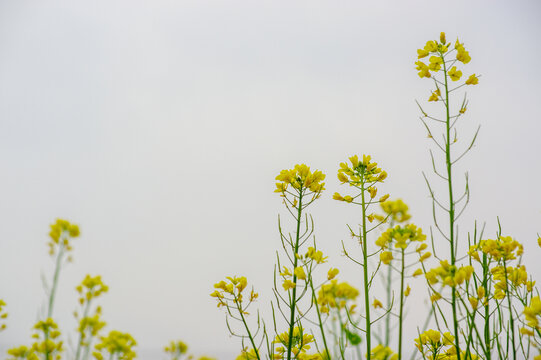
1, 1, 540, 359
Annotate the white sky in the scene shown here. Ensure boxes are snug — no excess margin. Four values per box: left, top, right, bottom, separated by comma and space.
1, 1, 540, 359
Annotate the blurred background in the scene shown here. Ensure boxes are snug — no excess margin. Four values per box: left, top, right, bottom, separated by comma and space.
1, 0, 540, 358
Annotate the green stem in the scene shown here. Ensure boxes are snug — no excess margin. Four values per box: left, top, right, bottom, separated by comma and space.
286, 189, 304, 360
44, 242, 65, 360
360, 176, 371, 360
442, 55, 460, 359
385, 264, 392, 347
310, 279, 331, 360
482, 253, 491, 360
75, 298, 92, 360
398, 248, 405, 360
235, 298, 261, 360
503, 261, 516, 360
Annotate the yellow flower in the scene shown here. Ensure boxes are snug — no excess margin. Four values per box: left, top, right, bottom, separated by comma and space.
282, 279, 296, 291
448, 66, 462, 81
440, 32, 446, 44
368, 187, 377, 199
373, 298, 383, 309
413, 268, 423, 277
415, 61, 431, 78
466, 74, 479, 85
380, 251, 393, 265
294, 267, 307, 281
428, 89, 440, 102
327, 268, 339, 280
424, 40, 438, 53
275, 165, 326, 194
428, 56, 443, 71
404, 285, 411, 297
456, 48, 471, 64
417, 49, 429, 58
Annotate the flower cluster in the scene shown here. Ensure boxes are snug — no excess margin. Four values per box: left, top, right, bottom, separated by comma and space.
93, 330, 137, 360
48, 218, 80, 257
415, 32, 478, 86
77, 275, 109, 304
164, 340, 189, 360
210, 276, 258, 308
374, 199, 411, 224
425, 260, 474, 289
31, 318, 64, 359
275, 164, 325, 201
415, 329, 456, 360
333, 155, 388, 203
0, 299, 7, 331
371, 344, 398, 360
317, 280, 359, 313
473, 236, 524, 262
6, 346, 38, 360
273, 327, 318, 359
375, 224, 428, 264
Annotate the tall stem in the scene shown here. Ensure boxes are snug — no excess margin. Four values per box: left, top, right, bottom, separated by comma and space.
398, 248, 405, 360
503, 262, 516, 360
235, 299, 261, 360
310, 279, 331, 360
286, 189, 303, 360
360, 176, 371, 360
442, 55, 460, 358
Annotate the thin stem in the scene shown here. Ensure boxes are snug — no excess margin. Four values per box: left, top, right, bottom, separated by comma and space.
286, 189, 304, 360
360, 175, 372, 360
398, 248, 405, 360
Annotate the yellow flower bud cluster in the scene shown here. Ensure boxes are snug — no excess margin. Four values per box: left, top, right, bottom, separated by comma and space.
275, 164, 326, 196
376, 224, 426, 250
93, 330, 137, 360
317, 280, 359, 313
371, 344, 398, 360
374, 199, 411, 224
164, 340, 189, 358
210, 276, 258, 309
47, 218, 80, 257
334, 155, 388, 205
475, 236, 524, 261
415, 32, 478, 86
524, 296, 541, 329
78, 310, 106, 341
76, 275, 109, 304
273, 326, 315, 359
491, 265, 530, 300
27, 318, 63, 359
414, 329, 455, 358
6, 346, 39, 360
236, 348, 259, 360
425, 260, 474, 288
0, 299, 7, 332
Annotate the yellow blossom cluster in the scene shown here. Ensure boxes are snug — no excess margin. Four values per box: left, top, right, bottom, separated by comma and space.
77, 311, 106, 342
273, 327, 319, 359
523, 296, 541, 330
305, 246, 328, 264
490, 265, 532, 300
76, 275, 109, 304
93, 330, 137, 360
374, 199, 411, 223
471, 236, 524, 262
425, 260, 474, 288
371, 344, 398, 360
375, 224, 428, 265
210, 276, 258, 308
317, 280, 359, 313
415, 32, 479, 86
6, 346, 39, 360
0, 299, 7, 331
275, 164, 325, 196
164, 340, 189, 359
30, 318, 64, 359
415, 329, 455, 359
236, 348, 259, 360
48, 218, 80, 256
